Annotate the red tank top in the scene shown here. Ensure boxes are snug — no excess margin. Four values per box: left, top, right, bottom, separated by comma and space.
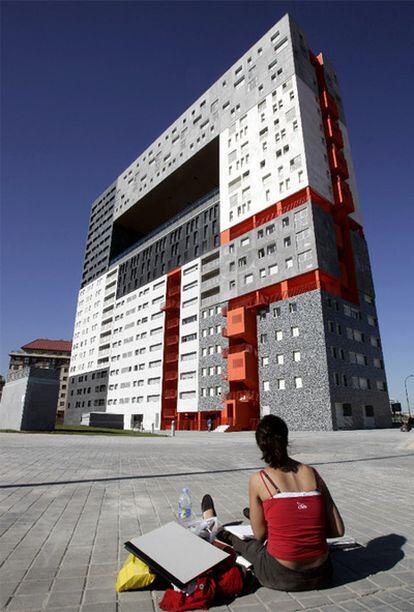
260, 469, 328, 561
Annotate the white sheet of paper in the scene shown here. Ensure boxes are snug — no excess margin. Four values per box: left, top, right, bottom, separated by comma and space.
224, 524, 254, 540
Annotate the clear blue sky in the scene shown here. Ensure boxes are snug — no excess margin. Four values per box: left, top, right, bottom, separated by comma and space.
1, 1, 413, 407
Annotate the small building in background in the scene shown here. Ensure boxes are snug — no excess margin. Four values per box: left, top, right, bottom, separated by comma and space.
0, 367, 60, 431
7, 339, 71, 423
0, 375, 5, 403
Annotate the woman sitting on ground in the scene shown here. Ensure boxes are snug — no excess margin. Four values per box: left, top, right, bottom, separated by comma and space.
203, 415, 344, 592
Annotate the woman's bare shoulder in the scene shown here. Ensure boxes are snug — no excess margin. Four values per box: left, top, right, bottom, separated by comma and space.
249, 471, 263, 487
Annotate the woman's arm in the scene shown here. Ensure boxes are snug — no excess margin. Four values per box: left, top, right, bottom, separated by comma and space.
249, 474, 267, 541
319, 477, 345, 538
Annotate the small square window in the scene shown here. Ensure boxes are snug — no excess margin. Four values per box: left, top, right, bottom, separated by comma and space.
276, 354, 284, 365
291, 326, 299, 337
277, 379, 285, 390
294, 376, 303, 389
276, 330, 283, 341
293, 350, 301, 362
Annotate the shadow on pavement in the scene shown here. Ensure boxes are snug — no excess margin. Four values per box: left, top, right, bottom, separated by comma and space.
330, 533, 406, 586
0, 453, 413, 489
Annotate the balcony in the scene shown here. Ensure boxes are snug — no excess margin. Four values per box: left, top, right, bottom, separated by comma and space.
333, 177, 354, 214
319, 90, 339, 120
166, 335, 179, 346
161, 299, 180, 312
169, 285, 180, 297
164, 371, 178, 381
227, 350, 257, 388
324, 117, 343, 149
164, 353, 178, 363
226, 390, 259, 402
166, 318, 179, 330
225, 307, 257, 344
164, 390, 178, 400
329, 146, 349, 179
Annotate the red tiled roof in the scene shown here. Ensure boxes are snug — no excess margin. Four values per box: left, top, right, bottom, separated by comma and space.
21, 339, 72, 353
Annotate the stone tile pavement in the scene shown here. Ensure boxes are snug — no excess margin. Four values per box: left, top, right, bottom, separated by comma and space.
0, 429, 413, 611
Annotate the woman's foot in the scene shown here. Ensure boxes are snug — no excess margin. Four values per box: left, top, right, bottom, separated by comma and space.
201, 494, 216, 519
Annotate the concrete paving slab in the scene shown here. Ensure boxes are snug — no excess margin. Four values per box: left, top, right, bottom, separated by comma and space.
0, 429, 413, 611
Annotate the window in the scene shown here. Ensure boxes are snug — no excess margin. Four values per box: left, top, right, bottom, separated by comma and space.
238, 256, 247, 268
273, 307, 281, 317
283, 236, 291, 248
180, 371, 196, 380
182, 315, 197, 325
268, 264, 278, 275
149, 360, 161, 368
286, 257, 293, 269
241, 236, 250, 247
276, 354, 284, 365
294, 376, 303, 389
276, 330, 283, 341
277, 379, 285, 390
181, 333, 197, 343
282, 217, 289, 228
261, 356, 269, 366
291, 326, 299, 337
179, 391, 196, 399
181, 352, 196, 361
259, 268, 266, 278
267, 243, 276, 255
343, 404, 352, 417
293, 351, 301, 362
263, 380, 270, 391
365, 405, 374, 417
260, 333, 268, 344
289, 302, 297, 313
245, 274, 253, 285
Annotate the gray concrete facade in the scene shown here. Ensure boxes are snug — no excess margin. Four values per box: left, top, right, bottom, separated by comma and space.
0, 368, 60, 431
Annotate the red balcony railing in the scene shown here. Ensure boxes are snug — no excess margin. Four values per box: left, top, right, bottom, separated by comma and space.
161, 299, 180, 312
320, 90, 339, 120
164, 353, 178, 363
329, 146, 349, 179
165, 390, 177, 400
324, 117, 344, 149
166, 318, 179, 330
164, 371, 178, 381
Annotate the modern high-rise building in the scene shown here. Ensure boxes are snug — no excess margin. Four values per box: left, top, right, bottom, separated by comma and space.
65, 14, 391, 431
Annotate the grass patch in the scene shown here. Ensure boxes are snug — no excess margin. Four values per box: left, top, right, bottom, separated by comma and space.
0, 424, 164, 437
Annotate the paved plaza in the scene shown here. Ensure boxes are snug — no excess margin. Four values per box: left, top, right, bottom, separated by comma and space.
0, 429, 413, 611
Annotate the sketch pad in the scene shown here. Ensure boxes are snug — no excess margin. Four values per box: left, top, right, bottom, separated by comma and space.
224, 524, 254, 540
124, 521, 229, 589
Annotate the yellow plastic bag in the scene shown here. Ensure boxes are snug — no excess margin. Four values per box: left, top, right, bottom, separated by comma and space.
116, 553, 156, 592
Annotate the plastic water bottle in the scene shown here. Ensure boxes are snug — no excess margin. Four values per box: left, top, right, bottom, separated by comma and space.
178, 487, 192, 522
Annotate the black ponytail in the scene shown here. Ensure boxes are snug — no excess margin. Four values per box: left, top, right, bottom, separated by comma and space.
255, 415, 289, 468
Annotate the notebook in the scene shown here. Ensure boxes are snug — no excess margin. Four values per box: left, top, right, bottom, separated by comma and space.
124, 521, 229, 589
224, 523, 254, 540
